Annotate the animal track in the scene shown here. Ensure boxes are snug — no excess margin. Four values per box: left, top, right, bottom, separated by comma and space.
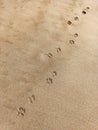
69, 40, 75, 44
57, 48, 61, 53
17, 107, 26, 117
46, 53, 53, 58
82, 10, 86, 14
86, 7, 90, 10
74, 33, 78, 38
28, 94, 36, 103
44, 48, 61, 85
46, 78, 53, 84
67, 20, 72, 25
74, 16, 79, 21
52, 71, 57, 77
46, 71, 57, 85
82, 6, 90, 15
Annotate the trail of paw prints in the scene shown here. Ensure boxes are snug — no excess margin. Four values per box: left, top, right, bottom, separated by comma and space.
46, 71, 57, 85
16, 94, 36, 119
45, 47, 62, 59
68, 9, 90, 45
67, 6, 90, 26
67, 6, 91, 45
82, 6, 90, 15
44, 47, 61, 85
69, 32, 79, 45
67, 15, 79, 45
67, 16, 79, 26
68, 31, 79, 44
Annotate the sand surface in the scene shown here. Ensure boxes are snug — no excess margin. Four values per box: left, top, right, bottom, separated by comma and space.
0, 0, 98, 130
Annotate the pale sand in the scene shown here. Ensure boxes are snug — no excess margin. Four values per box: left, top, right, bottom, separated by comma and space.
0, 0, 98, 130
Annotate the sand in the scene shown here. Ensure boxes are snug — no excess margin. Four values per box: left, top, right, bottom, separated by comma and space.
0, 0, 98, 130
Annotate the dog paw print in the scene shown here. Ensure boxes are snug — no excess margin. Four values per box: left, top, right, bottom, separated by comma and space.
82, 10, 86, 14
17, 107, 26, 117
74, 33, 78, 38
67, 16, 79, 25
57, 48, 61, 53
52, 71, 57, 77
46, 78, 53, 84
69, 40, 75, 44
86, 7, 90, 10
46, 53, 53, 58
82, 6, 90, 15
67, 20, 72, 25
28, 94, 36, 104
46, 71, 57, 85
74, 16, 79, 21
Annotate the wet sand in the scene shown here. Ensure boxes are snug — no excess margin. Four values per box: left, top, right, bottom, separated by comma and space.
0, 0, 98, 130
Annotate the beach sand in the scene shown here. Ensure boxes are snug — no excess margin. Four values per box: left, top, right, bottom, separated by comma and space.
0, 0, 98, 130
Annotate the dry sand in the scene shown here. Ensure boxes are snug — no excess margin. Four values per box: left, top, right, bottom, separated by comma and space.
0, 0, 98, 130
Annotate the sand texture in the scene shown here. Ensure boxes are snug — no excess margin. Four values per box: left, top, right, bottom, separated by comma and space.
0, 0, 98, 130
